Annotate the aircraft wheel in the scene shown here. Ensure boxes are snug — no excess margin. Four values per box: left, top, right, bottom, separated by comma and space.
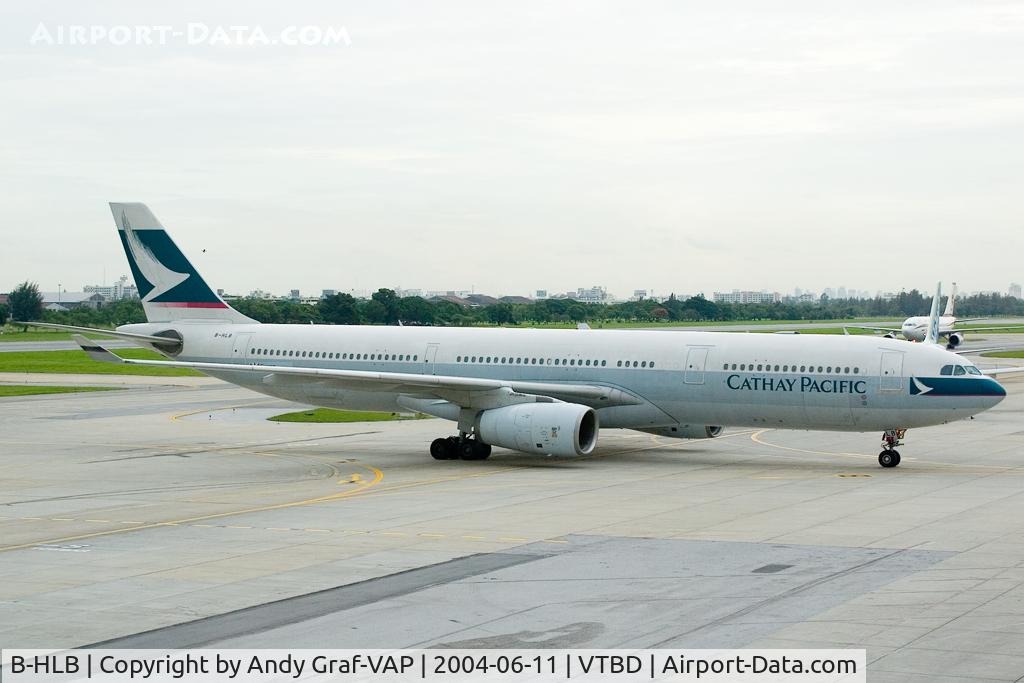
878, 450, 900, 468
430, 438, 456, 460
460, 440, 491, 461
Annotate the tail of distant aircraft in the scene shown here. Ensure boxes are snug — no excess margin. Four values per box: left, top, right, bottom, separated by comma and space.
924, 282, 942, 346
943, 281, 957, 317
111, 203, 255, 324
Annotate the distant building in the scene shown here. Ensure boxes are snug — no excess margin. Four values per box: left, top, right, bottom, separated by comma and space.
321, 289, 337, 299
535, 290, 548, 300
713, 290, 781, 304
572, 286, 609, 304
1010, 283, 1022, 299
83, 275, 138, 300
41, 291, 105, 311
630, 289, 648, 302
289, 289, 300, 302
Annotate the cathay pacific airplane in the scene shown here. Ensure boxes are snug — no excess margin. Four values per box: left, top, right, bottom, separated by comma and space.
28, 204, 1024, 469
851, 282, 1024, 348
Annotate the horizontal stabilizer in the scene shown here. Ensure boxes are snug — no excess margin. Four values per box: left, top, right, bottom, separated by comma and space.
20, 321, 181, 347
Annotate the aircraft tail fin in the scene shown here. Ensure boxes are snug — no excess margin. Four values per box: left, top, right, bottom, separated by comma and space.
925, 282, 943, 346
110, 203, 255, 324
943, 281, 957, 317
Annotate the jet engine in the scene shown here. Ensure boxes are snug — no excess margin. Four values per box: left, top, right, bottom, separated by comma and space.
476, 402, 598, 456
883, 331, 898, 339
637, 425, 723, 439
946, 332, 964, 349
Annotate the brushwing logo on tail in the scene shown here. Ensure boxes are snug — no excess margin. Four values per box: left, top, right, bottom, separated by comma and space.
121, 210, 189, 302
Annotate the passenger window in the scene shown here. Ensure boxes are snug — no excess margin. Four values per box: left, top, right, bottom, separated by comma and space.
853, 367, 859, 374
457, 356, 461, 362
413, 355, 418, 361
633, 361, 638, 368
731, 364, 737, 370
757, 364, 762, 371
723, 364, 728, 370
601, 360, 607, 366
616, 361, 622, 367
740, 364, 745, 370
649, 361, 654, 368
641, 361, 647, 368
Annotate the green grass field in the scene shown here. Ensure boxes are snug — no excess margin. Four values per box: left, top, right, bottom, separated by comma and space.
499, 318, 903, 330
268, 408, 430, 423
981, 350, 1024, 358
0, 327, 114, 342
0, 385, 121, 397
0, 348, 201, 376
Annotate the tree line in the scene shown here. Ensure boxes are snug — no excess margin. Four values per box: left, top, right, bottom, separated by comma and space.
5, 281, 1024, 329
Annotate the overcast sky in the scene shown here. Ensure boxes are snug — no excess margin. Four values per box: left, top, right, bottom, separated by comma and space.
2, 1, 1023, 299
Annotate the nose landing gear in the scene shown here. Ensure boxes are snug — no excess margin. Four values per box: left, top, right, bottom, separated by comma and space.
878, 429, 905, 468
430, 433, 491, 461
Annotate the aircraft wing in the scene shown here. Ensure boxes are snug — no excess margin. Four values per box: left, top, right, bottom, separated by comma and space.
845, 325, 902, 334
953, 345, 1024, 356
952, 325, 1024, 333
73, 336, 643, 409
978, 366, 1024, 377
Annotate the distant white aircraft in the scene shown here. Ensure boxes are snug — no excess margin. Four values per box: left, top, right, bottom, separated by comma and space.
851, 283, 1024, 348
25, 204, 1024, 469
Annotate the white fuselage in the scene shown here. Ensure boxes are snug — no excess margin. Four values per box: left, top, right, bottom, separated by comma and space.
122, 322, 1006, 434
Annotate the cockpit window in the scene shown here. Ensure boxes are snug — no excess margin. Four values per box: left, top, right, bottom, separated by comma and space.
940, 364, 954, 375
965, 365, 982, 375
953, 365, 966, 376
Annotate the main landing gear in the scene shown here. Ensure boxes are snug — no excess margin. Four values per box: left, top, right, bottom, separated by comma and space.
430, 433, 492, 461
878, 429, 905, 468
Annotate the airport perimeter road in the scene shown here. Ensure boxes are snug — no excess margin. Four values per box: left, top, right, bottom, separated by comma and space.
1, 371, 1024, 681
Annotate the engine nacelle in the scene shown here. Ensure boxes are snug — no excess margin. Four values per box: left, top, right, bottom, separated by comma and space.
637, 425, 723, 439
947, 332, 964, 349
476, 402, 598, 456
883, 331, 897, 339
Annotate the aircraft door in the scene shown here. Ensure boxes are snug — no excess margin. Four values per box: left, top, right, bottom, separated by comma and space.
424, 343, 440, 375
879, 351, 904, 392
231, 333, 254, 361
684, 347, 710, 384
